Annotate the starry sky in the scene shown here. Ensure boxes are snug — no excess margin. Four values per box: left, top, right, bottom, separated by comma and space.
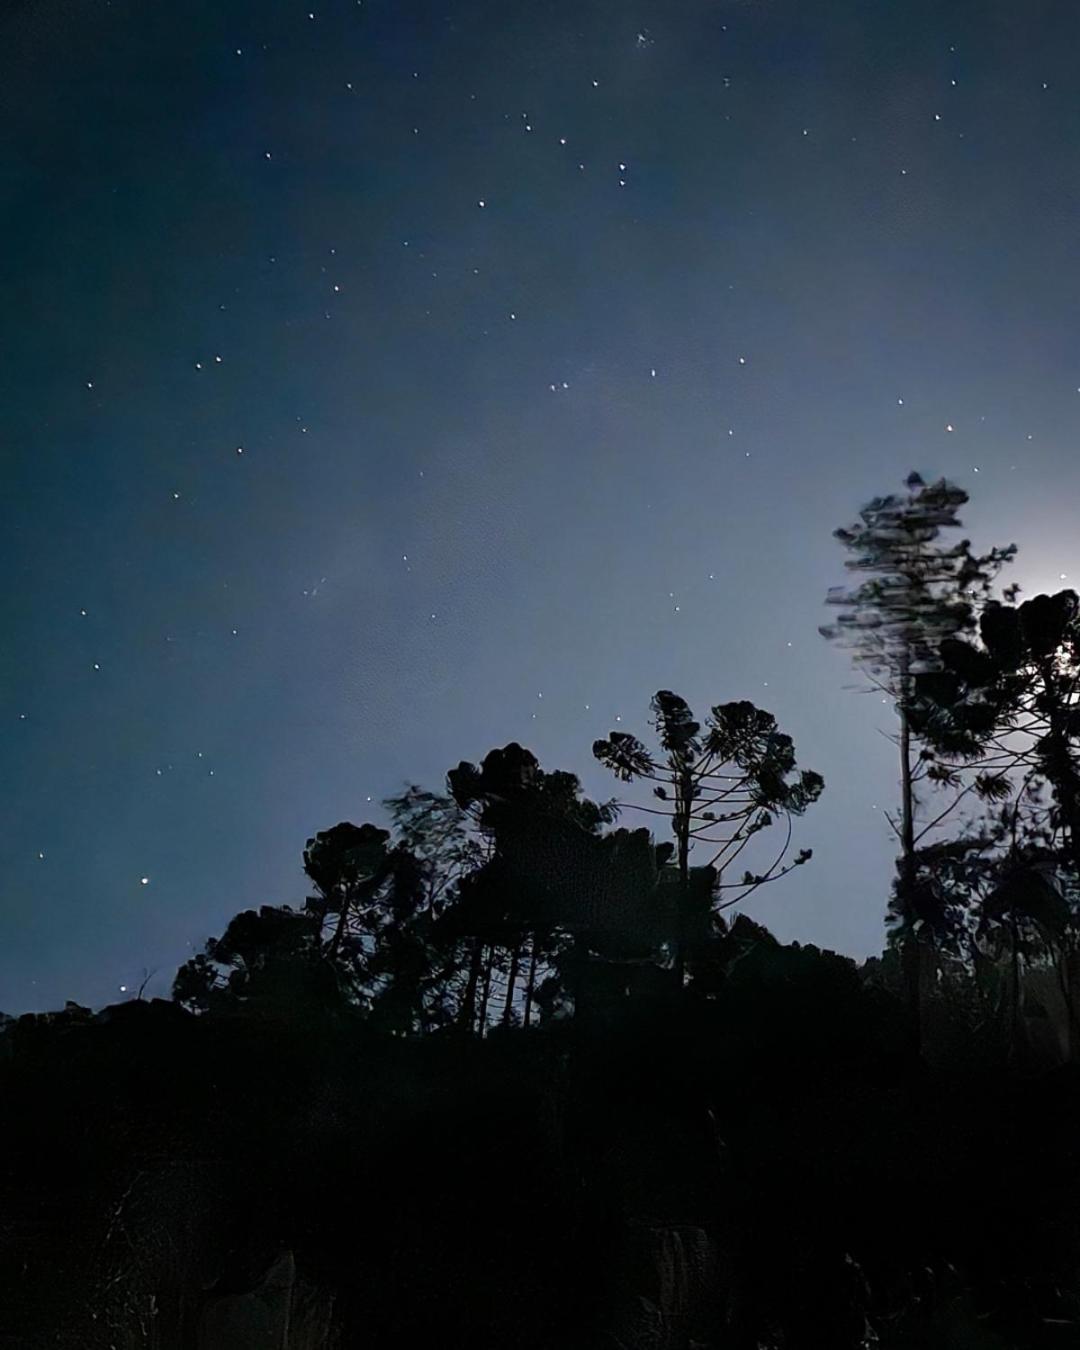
5, 0, 1080, 1012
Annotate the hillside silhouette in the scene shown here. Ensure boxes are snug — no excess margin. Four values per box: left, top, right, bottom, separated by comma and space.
4, 476, 1080, 1348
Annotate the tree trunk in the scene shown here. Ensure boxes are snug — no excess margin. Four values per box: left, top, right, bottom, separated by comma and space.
898, 697, 923, 1054
571, 933, 590, 1027
1010, 913, 1022, 1058
458, 935, 485, 1032
502, 938, 522, 1027
1066, 945, 1080, 1063
523, 936, 540, 1029
327, 896, 351, 960
673, 767, 692, 988
478, 944, 496, 1036
1040, 658, 1080, 873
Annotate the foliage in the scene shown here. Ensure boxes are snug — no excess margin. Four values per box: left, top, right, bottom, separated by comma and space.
174, 822, 453, 1031
820, 473, 1017, 1049
36, 482, 1080, 1347
910, 588, 1080, 857
820, 472, 1016, 692
171, 905, 338, 1015
593, 690, 822, 983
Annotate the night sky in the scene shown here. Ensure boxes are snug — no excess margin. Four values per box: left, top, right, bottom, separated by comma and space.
5, 0, 1080, 1013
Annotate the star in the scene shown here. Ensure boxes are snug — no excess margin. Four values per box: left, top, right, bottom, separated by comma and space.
140, 877, 149, 886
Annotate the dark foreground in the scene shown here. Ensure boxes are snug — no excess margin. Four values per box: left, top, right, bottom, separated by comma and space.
2, 942, 1079, 1350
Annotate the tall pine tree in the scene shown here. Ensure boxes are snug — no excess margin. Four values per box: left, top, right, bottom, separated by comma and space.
820, 471, 1015, 1047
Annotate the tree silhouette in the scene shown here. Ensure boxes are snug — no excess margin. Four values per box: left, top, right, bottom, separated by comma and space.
820, 471, 1016, 1044
173, 822, 446, 1030
907, 588, 1080, 1057
382, 784, 487, 918
593, 690, 822, 985
302, 821, 395, 961
443, 742, 620, 1031
171, 904, 338, 1015
380, 784, 490, 1027
910, 589, 1080, 868
21, 672, 1080, 1347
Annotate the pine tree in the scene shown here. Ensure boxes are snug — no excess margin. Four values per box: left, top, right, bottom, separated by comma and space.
820, 471, 1015, 1046
593, 690, 822, 986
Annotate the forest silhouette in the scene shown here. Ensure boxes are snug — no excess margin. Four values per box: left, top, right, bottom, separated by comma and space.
4, 473, 1080, 1348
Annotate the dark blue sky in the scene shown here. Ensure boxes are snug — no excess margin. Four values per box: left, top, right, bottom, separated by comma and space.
5, 0, 1080, 1011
